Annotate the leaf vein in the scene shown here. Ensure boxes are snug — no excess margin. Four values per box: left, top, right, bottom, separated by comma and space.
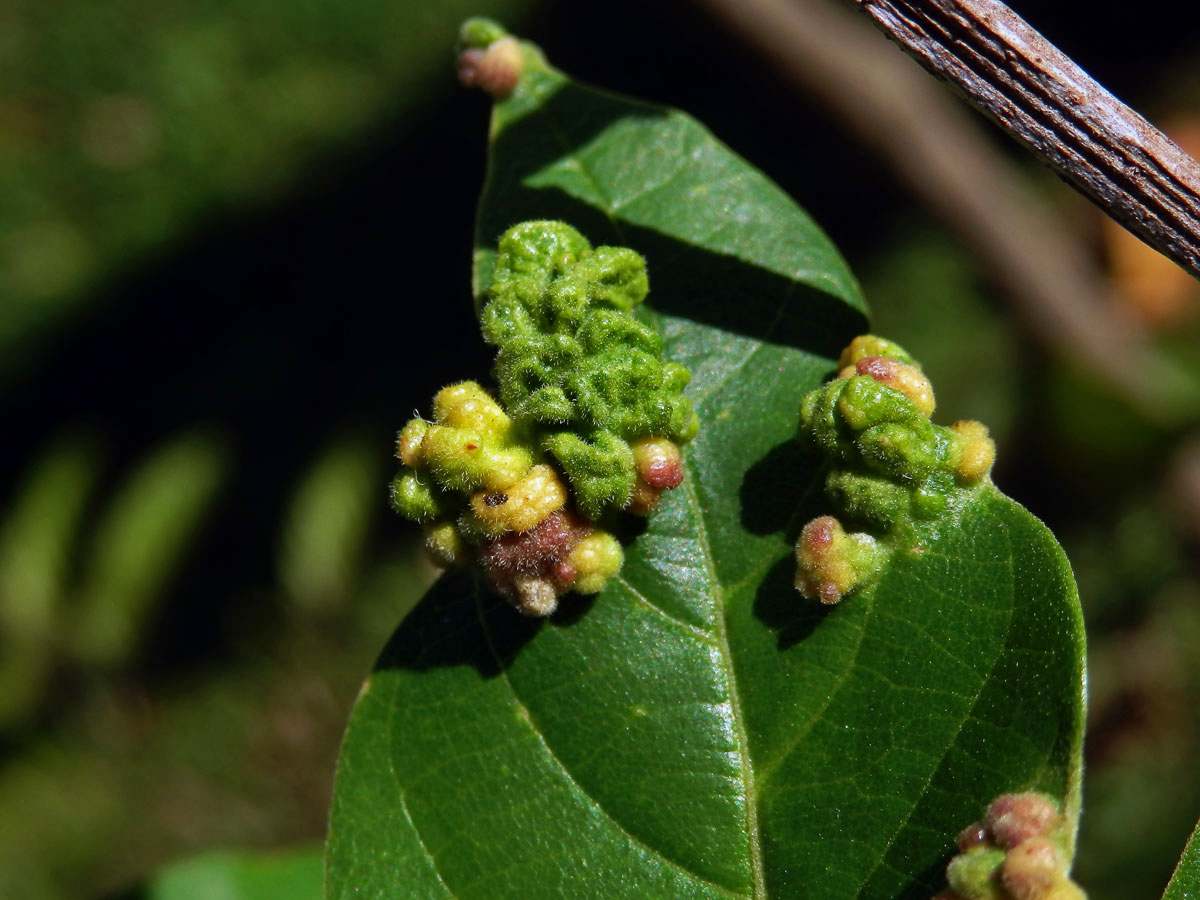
384, 674, 459, 899
680, 466, 769, 899
611, 572, 716, 644
474, 586, 747, 899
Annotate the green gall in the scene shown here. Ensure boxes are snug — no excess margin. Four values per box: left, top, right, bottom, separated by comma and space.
484, 221, 695, 450
420, 424, 530, 494
843, 355, 936, 416
796, 334, 998, 604
825, 470, 909, 530
912, 482, 952, 519
458, 17, 508, 50
389, 471, 449, 522
837, 375, 924, 432
425, 522, 472, 568
492, 220, 593, 288
946, 847, 1007, 900
568, 246, 649, 311
857, 420, 942, 484
542, 430, 635, 521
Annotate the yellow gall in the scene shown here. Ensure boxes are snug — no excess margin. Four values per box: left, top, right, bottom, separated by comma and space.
457, 36, 524, 98
432, 381, 511, 437
952, 420, 996, 483
838, 335, 902, 370
794, 516, 860, 604
469, 463, 567, 534
1038, 881, 1087, 900
424, 522, 471, 568
480, 447, 532, 492
626, 437, 684, 515
632, 437, 684, 490
568, 531, 623, 594
421, 424, 485, 470
396, 418, 428, 468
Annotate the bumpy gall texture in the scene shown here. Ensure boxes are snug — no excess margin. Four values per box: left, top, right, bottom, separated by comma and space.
389, 222, 695, 615
986, 792, 1062, 849
794, 334, 997, 603
937, 792, 1086, 900
456, 20, 525, 98
794, 516, 885, 605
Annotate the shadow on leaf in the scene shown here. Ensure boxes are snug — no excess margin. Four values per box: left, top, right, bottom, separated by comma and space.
752, 555, 833, 651
478, 80, 866, 357
739, 438, 825, 537
373, 568, 540, 678
373, 567, 601, 678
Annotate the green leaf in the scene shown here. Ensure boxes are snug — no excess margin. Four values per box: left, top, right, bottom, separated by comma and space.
145, 847, 322, 900
1164, 820, 1200, 900
326, 28, 1085, 900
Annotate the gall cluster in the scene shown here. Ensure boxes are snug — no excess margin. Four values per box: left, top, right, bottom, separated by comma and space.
795, 335, 997, 604
390, 222, 695, 616
937, 792, 1086, 900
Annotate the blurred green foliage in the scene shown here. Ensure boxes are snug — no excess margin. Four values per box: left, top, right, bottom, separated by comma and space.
144, 847, 322, 900
0, 0, 1197, 898
0, 0, 528, 383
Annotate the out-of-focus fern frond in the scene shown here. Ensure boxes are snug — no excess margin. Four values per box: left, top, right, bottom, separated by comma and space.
0, 0, 533, 389
0, 435, 100, 726
277, 435, 380, 614
72, 432, 226, 668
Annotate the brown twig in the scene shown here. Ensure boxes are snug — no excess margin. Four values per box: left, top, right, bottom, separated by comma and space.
851, 0, 1200, 282
692, 0, 1195, 419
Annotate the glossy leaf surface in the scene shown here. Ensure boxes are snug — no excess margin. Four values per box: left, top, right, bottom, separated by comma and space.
326, 32, 1085, 900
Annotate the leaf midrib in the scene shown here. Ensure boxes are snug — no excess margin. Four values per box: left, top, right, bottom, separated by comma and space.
473, 579, 748, 900
680, 467, 768, 900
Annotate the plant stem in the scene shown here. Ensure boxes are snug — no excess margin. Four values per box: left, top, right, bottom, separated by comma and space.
847, 0, 1200, 282
693, 0, 1195, 420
